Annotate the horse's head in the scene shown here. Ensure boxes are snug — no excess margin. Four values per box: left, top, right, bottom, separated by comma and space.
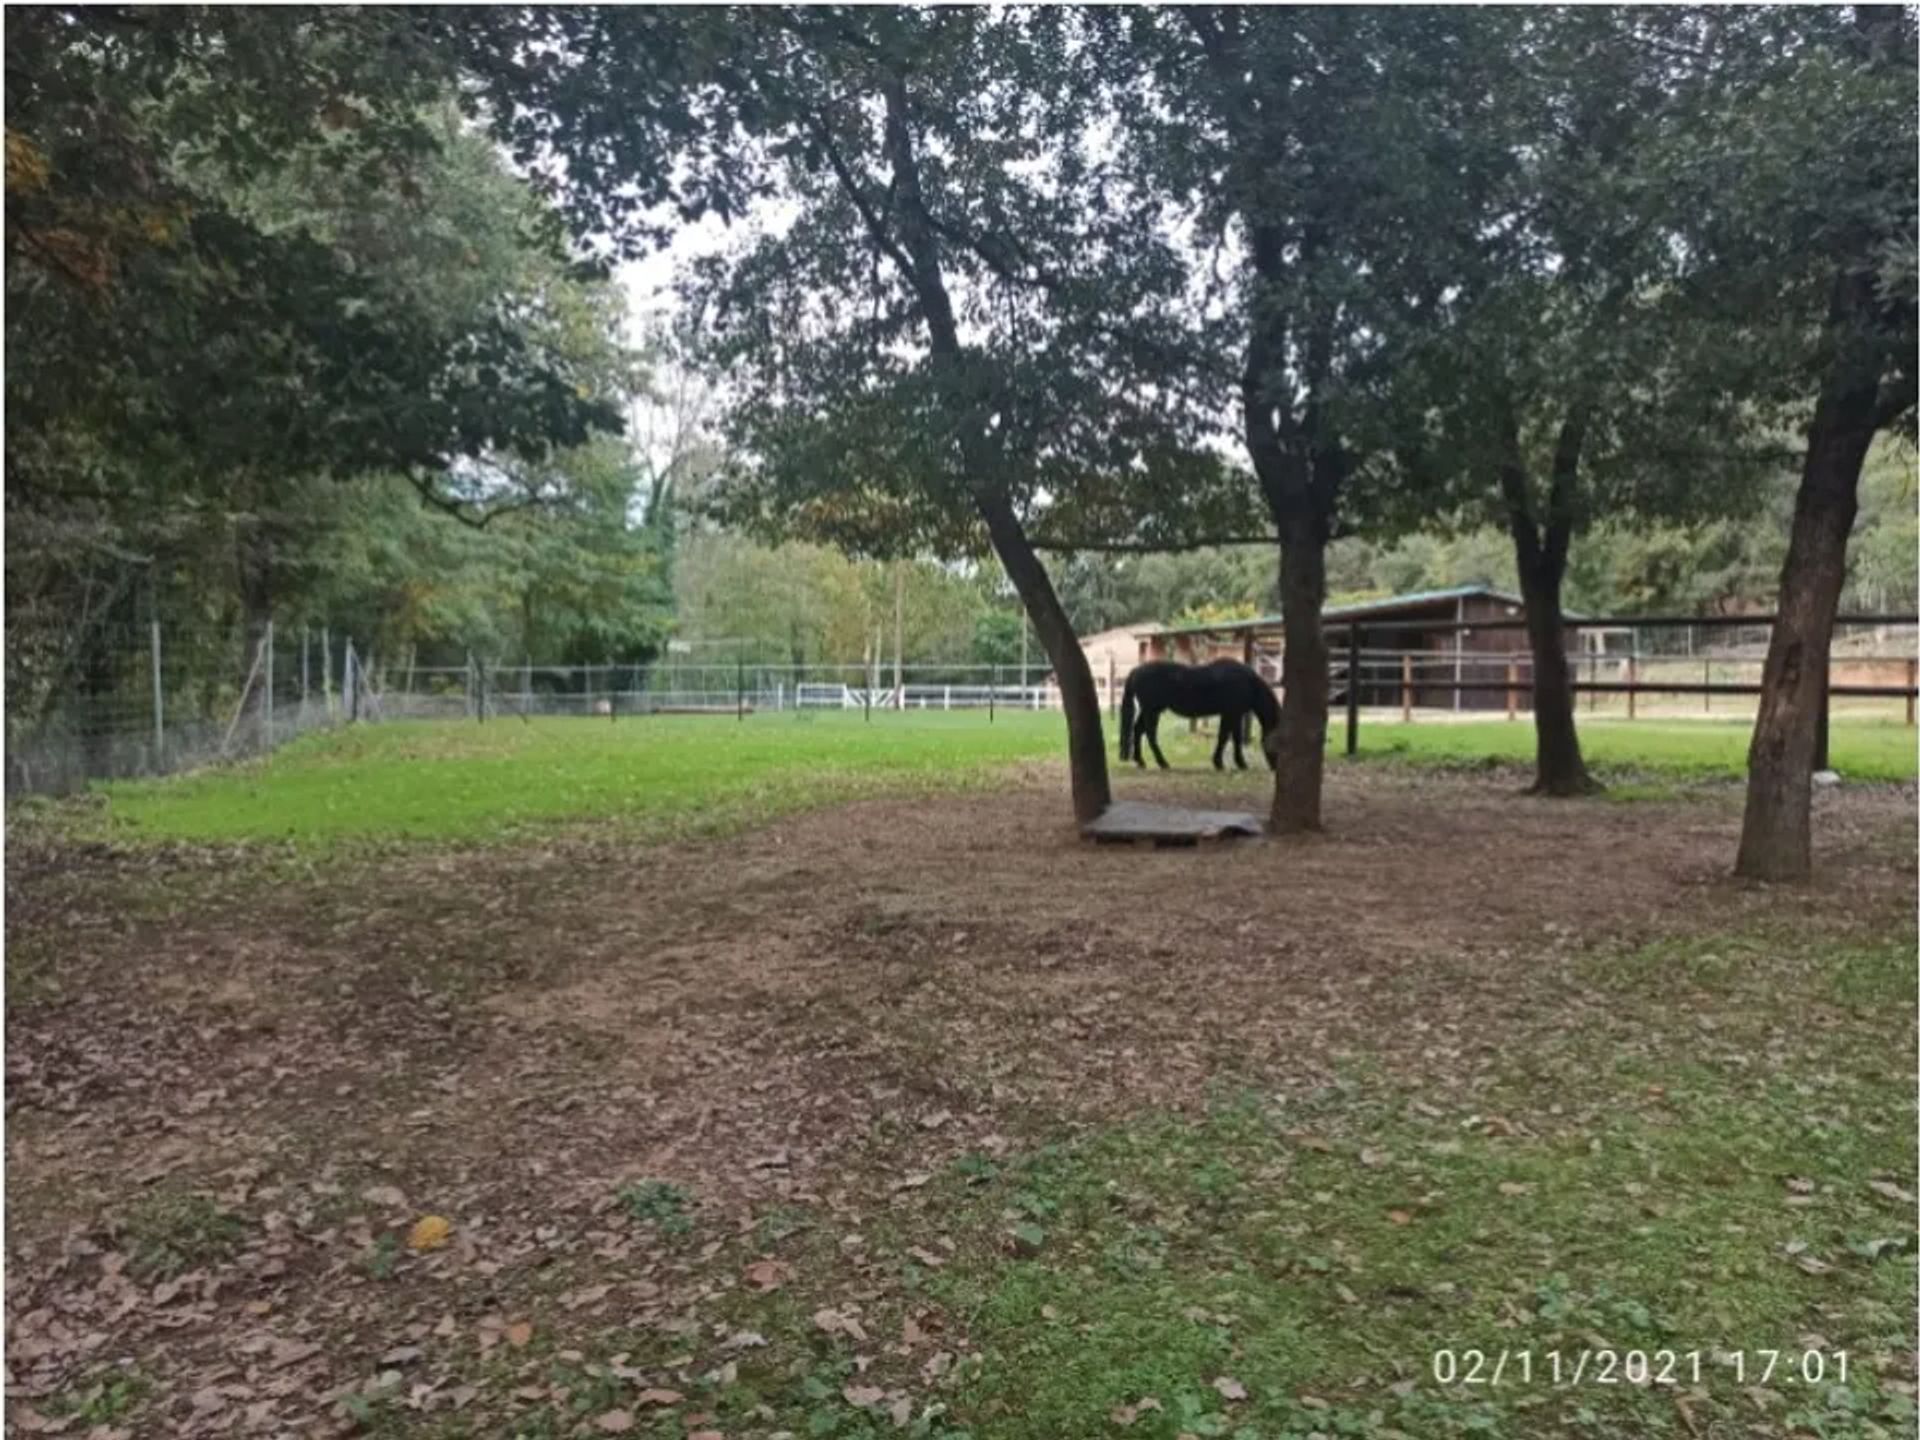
1261, 723, 1283, 770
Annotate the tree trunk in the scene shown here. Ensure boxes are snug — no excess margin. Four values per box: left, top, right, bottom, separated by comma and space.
1735, 291, 1880, 879
1271, 518, 1328, 832
1500, 408, 1598, 797
1514, 545, 1597, 795
977, 490, 1111, 823
869, 75, 1109, 822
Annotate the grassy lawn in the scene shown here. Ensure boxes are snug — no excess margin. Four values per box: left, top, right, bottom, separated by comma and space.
565, 932, 1917, 1440
75, 711, 1915, 848
1346, 717, 1918, 783
8, 724, 1913, 1438
91, 711, 1063, 844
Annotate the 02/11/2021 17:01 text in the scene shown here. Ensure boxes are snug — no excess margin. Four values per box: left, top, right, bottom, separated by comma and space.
1429, 1349, 1852, 1388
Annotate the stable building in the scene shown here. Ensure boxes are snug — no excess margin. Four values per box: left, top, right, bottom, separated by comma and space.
1133, 584, 1611, 713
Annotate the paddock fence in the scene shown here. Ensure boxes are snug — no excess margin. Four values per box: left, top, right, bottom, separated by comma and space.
6, 614, 1914, 798
1315, 613, 1918, 762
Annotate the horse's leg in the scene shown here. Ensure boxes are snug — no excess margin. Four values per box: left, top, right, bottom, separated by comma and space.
1230, 710, 1248, 769
1133, 705, 1152, 767
1211, 718, 1229, 771
1147, 712, 1171, 770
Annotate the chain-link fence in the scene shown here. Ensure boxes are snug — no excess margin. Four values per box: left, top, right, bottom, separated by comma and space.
2, 633, 1079, 797
9, 617, 1914, 798
5, 621, 363, 798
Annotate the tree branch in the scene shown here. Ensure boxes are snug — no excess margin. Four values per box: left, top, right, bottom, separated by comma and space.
808, 109, 918, 284
1028, 534, 1276, 553
407, 476, 549, 530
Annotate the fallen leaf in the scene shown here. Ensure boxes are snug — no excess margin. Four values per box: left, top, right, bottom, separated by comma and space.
889, 1397, 913, 1427
892, 1173, 931, 1192
504, 1321, 533, 1348
743, 1259, 790, 1292
595, 1411, 634, 1434
264, 1340, 318, 1373
1212, 1376, 1248, 1402
1497, 1182, 1533, 1197
843, 1384, 885, 1408
1387, 1209, 1414, 1226
1868, 1179, 1917, 1205
814, 1308, 869, 1342
408, 1215, 452, 1251
362, 1184, 408, 1209
1358, 1147, 1389, 1167
636, 1389, 684, 1406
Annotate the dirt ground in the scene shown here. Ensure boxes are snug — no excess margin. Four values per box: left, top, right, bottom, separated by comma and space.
5, 768, 1914, 1436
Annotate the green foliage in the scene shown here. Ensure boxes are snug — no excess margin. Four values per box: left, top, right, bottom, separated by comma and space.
458, 10, 1260, 563
674, 533, 997, 671
120, 1191, 246, 1279
616, 1179, 694, 1234
5, 11, 638, 738
969, 613, 1024, 669
45, 1370, 149, 1427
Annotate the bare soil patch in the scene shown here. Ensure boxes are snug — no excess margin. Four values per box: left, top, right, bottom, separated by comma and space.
6, 768, 1912, 1435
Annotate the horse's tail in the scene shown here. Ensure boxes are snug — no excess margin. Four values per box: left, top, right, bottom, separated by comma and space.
1119, 673, 1138, 761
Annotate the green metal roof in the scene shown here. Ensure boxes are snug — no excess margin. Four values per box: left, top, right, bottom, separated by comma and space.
1139, 584, 1582, 637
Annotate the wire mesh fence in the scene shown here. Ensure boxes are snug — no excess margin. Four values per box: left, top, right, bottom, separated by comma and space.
7, 617, 1914, 798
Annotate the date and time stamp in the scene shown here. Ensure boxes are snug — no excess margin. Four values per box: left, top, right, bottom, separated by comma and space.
1430, 1347, 1856, 1389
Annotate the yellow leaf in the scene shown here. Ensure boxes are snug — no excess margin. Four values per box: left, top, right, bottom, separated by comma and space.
407, 1214, 452, 1251
5, 128, 50, 193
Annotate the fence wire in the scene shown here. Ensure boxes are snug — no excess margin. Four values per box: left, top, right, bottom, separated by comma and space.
7, 619, 1914, 797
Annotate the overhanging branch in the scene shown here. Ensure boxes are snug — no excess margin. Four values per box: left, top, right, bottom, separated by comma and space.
1029, 533, 1276, 553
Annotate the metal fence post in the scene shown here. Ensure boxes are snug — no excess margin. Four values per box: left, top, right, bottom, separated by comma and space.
738, 655, 745, 721
1506, 659, 1518, 721
263, 620, 274, 748
1626, 652, 1637, 721
150, 620, 164, 767
1401, 653, 1412, 723
1908, 658, 1917, 727
301, 626, 310, 721
990, 665, 997, 723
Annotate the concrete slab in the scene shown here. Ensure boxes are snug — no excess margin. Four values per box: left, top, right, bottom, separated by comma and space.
1081, 801, 1266, 846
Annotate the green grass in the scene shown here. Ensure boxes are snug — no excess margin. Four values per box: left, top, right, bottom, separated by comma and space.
1345, 717, 1917, 783
71, 711, 1916, 848
665, 929, 1915, 1440
92, 711, 1063, 845
119, 1189, 247, 1280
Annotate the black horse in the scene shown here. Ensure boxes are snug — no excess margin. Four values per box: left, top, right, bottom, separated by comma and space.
1120, 659, 1282, 771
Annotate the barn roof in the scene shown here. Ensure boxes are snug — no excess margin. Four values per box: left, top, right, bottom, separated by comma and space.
1136, 584, 1583, 638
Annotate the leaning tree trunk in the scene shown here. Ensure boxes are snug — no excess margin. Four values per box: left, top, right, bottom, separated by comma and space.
1513, 535, 1598, 797
1735, 327, 1879, 879
977, 490, 1111, 823
1271, 517, 1329, 833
